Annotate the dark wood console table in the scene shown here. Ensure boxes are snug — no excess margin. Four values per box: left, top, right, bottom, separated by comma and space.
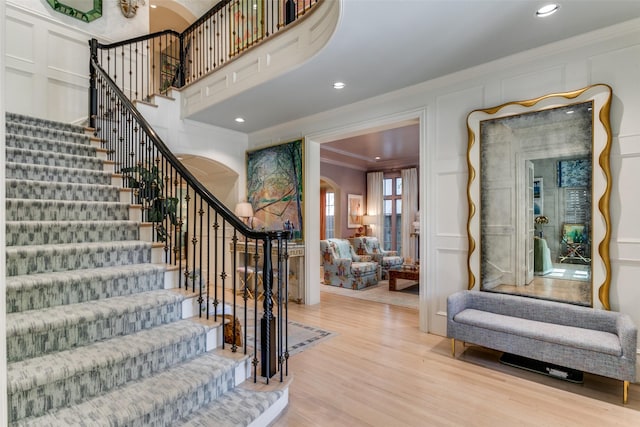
388, 266, 419, 291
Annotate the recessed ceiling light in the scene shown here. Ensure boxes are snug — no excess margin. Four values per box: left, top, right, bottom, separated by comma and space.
150, 4, 157, 8
235, 117, 245, 123
536, 4, 559, 17
333, 82, 346, 90
375, 156, 381, 161
566, 110, 574, 114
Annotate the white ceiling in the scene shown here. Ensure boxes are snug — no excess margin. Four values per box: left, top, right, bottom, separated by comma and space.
157, 0, 640, 166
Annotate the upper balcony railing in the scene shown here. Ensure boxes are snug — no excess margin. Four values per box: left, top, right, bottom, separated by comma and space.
89, 0, 319, 114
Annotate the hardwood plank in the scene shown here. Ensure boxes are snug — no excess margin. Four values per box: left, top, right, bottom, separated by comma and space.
271, 292, 640, 426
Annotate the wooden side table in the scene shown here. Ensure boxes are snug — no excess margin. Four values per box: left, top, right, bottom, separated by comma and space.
388, 267, 419, 291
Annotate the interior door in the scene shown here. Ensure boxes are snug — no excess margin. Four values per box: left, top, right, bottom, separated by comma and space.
525, 161, 535, 284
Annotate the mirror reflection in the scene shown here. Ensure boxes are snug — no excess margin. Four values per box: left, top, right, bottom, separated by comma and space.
467, 85, 613, 309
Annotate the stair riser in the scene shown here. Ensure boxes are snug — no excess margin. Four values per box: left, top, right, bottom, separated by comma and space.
6, 180, 119, 202
9, 333, 207, 422
6, 148, 104, 171
6, 245, 152, 276
5, 200, 131, 221
6, 222, 139, 246
6, 268, 166, 313
6, 113, 85, 134
6, 163, 112, 185
7, 301, 183, 362
6, 123, 92, 145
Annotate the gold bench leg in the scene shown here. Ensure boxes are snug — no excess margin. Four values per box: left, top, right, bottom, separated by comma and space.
451, 338, 455, 357
624, 380, 629, 404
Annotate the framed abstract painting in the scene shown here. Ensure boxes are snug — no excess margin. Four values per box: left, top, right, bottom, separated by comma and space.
246, 139, 304, 240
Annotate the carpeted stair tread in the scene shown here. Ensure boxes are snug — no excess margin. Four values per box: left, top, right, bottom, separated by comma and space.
6, 112, 86, 134
12, 352, 238, 427
5, 162, 112, 185
7, 319, 209, 393
6, 121, 93, 144
178, 387, 284, 427
7, 321, 211, 421
6, 134, 95, 156
6, 240, 153, 276
6, 179, 119, 202
6, 264, 167, 313
5, 199, 131, 221
6, 220, 140, 246
6, 290, 184, 361
5, 147, 104, 170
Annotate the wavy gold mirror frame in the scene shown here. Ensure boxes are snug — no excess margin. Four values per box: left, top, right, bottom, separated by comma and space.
466, 84, 612, 309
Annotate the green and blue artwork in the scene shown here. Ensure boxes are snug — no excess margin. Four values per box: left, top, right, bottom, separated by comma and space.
247, 139, 304, 240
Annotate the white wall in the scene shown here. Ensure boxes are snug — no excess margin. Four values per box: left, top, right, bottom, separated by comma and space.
9, 1, 149, 40
136, 92, 248, 198
249, 19, 640, 341
1, 1, 8, 425
4, 2, 149, 123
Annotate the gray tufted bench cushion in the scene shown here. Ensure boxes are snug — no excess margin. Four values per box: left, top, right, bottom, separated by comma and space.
447, 290, 637, 403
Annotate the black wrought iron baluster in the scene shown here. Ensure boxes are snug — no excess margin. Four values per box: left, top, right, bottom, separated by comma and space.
197, 195, 204, 316
284, 238, 289, 376
221, 219, 227, 349
190, 187, 198, 294
261, 236, 276, 381
205, 205, 211, 319
212, 211, 220, 322
252, 238, 259, 383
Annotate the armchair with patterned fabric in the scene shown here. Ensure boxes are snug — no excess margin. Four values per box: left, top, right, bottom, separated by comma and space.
349, 236, 404, 279
320, 238, 379, 290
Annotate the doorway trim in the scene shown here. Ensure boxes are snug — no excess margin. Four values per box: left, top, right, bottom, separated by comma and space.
305, 107, 428, 332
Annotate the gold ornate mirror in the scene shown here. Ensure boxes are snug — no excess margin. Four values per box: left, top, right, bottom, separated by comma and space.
466, 84, 612, 309
46, 0, 103, 23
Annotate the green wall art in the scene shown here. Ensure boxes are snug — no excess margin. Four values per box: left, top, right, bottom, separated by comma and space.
247, 139, 304, 240
46, 0, 103, 23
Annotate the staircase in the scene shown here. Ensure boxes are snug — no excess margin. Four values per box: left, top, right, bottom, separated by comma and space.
5, 112, 286, 426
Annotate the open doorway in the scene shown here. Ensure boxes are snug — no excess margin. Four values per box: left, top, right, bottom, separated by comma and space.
317, 120, 420, 309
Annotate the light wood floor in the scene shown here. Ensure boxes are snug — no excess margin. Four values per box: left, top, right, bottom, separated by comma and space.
271, 292, 640, 427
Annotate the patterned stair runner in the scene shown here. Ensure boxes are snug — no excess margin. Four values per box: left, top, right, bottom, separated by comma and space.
5, 113, 284, 426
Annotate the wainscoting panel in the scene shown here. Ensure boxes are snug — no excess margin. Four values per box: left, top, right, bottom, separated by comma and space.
5, 15, 34, 64
499, 65, 566, 105
46, 78, 87, 123
46, 30, 88, 80
432, 248, 468, 332
615, 154, 640, 242
589, 44, 640, 138
435, 86, 485, 161
435, 171, 468, 238
6, 5, 89, 123
5, 67, 35, 117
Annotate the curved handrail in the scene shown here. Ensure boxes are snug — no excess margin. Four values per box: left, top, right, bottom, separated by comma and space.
91, 54, 287, 242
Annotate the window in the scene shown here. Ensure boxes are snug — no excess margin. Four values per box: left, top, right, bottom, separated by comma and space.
564, 187, 590, 224
325, 191, 335, 239
383, 176, 402, 252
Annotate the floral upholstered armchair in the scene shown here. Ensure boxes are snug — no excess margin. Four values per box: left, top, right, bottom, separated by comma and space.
349, 236, 403, 279
320, 238, 379, 289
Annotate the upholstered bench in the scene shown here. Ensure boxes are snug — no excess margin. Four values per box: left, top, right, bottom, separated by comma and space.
447, 290, 637, 403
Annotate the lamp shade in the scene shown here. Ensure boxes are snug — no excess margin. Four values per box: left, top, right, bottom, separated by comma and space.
235, 202, 254, 218
362, 215, 375, 226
